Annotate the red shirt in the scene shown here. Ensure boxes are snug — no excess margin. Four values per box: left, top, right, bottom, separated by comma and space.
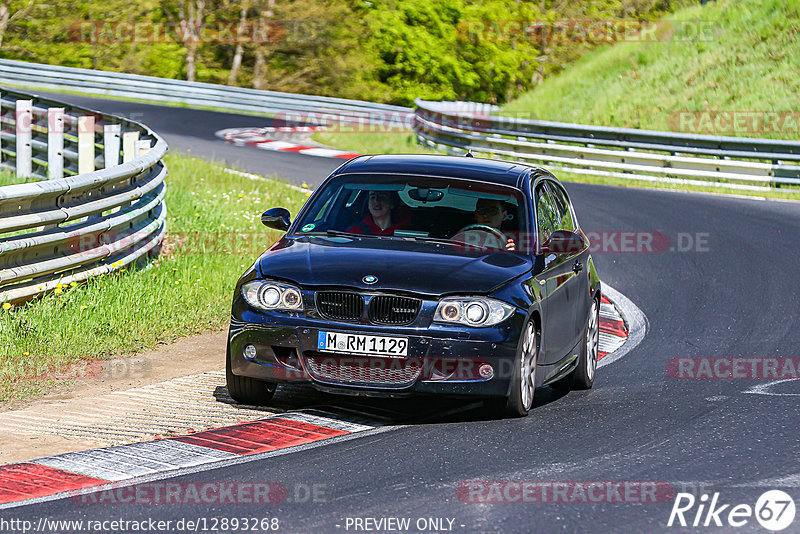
347, 212, 410, 236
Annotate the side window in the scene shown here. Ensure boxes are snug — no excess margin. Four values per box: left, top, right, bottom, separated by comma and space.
546, 181, 576, 232
534, 184, 558, 244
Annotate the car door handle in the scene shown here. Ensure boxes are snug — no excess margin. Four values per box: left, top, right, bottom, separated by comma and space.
573, 261, 583, 274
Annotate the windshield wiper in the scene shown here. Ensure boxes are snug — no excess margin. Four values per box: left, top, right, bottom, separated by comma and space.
406, 235, 488, 250
311, 230, 487, 249
323, 230, 385, 239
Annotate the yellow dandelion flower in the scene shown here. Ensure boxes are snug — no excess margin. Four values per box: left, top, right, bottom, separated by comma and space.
23, 352, 29, 356
70, 282, 77, 287
54, 287, 63, 294
302, 182, 309, 188
2, 303, 11, 310
195, 213, 200, 217
80, 305, 88, 310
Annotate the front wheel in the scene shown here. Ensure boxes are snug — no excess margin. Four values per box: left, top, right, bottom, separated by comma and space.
487, 320, 538, 418
226, 347, 277, 405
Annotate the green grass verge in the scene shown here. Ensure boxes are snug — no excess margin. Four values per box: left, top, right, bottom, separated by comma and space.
311, 130, 441, 155
502, 0, 800, 138
0, 155, 309, 403
0, 170, 16, 186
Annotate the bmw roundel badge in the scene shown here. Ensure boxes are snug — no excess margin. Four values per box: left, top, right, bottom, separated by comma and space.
362, 275, 378, 284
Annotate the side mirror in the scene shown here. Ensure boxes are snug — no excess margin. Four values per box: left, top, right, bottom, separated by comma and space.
540, 230, 585, 255
261, 207, 291, 231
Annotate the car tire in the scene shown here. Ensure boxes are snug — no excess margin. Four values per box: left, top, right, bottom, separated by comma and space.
487, 320, 538, 418
553, 297, 600, 391
226, 347, 277, 405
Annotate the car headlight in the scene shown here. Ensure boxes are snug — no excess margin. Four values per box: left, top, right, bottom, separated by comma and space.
434, 297, 514, 327
242, 280, 304, 312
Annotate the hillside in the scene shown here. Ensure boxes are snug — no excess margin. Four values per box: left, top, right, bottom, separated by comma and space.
502, 0, 800, 139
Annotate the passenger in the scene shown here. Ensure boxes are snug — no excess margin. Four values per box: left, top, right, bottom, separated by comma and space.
347, 191, 411, 236
473, 198, 516, 251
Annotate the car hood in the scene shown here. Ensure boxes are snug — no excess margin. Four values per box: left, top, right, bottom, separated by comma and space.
256, 236, 532, 296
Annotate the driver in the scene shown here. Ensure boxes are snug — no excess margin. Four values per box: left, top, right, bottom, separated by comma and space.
347, 191, 410, 236
473, 198, 516, 251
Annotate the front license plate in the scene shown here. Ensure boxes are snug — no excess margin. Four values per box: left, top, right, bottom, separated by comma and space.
317, 331, 408, 357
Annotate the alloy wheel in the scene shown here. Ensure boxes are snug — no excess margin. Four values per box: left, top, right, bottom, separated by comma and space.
520, 322, 537, 410
586, 300, 599, 382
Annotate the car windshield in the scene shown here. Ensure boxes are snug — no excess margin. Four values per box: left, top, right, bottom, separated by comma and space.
291, 173, 531, 253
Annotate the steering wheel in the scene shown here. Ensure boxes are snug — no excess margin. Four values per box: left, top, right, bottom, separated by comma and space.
451, 224, 509, 250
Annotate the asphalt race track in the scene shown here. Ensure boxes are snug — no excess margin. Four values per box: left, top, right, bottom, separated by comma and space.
7, 93, 800, 533
28, 91, 343, 186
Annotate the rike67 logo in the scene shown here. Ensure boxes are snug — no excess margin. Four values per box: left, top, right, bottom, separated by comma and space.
668, 490, 796, 531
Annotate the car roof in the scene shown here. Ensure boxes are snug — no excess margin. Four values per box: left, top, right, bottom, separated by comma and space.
334, 154, 547, 188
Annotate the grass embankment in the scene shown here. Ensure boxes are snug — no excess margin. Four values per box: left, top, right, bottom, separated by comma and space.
0, 156, 308, 403
505, 0, 800, 199
316, 0, 800, 200
501, 0, 800, 136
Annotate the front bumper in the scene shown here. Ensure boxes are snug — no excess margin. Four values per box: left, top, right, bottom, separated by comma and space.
228, 311, 524, 398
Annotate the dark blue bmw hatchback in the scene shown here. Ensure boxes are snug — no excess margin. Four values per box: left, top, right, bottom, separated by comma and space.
227, 154, 601, 417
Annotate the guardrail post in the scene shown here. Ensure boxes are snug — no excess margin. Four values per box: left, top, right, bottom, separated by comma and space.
135, 139, 151, 157
78, 116, 95, 174
47, 108, 65, 179
104, 124, 121, 168
122, 131, 139, 163
15, 99, 33, 178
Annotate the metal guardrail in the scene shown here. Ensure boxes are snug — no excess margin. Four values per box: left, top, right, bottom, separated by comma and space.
0, 58, 411, 124
3, 58, 796, 192
415, 99, 800, 191
0, 88, 167, 303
